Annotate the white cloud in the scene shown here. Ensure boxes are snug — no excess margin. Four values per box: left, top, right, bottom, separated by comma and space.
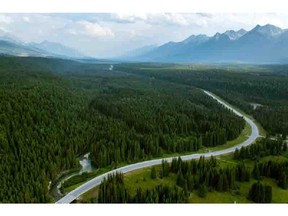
146, 14, 190, 26
110, 13, 147, 23
23, 16, 30, 22
68, 20, 114, 38
0, 26, 10, 33
0, 15, 12, 24
106, 13, 211, 27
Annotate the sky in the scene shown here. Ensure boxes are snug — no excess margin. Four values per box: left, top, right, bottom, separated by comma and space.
1, 13, 288, 58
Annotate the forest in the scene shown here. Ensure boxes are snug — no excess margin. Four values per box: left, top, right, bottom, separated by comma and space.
0, 57, 245, 202
115, 63, 288, 137
234, 138, 287, 160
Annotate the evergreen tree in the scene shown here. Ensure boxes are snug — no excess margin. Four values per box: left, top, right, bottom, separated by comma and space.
150, 167, 157, 179
248, 181, 272, 203
198, 184, 207, 198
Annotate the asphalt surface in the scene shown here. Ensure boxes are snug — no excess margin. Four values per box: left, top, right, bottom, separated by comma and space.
56, 90, 260, 204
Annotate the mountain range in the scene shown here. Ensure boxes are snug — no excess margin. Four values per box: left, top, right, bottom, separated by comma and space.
0, 29, 85, 59
1, 24, 288, 63
124, 24, 288, 64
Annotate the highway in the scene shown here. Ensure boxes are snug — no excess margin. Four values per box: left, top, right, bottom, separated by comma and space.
56, 90, 260, 204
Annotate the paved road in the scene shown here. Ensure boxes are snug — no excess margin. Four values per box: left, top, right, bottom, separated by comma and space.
56, 90, 260, 204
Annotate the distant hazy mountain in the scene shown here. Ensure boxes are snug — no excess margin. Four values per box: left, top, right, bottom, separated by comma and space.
0, 31, 84, 59
0, 40, 49, 57
127, 24, 288, 64
29, 41, 85, 59
0, 29, 22, 44
0, 29, 46, 57
119, 45, 158, 59
251, 24, 283, 38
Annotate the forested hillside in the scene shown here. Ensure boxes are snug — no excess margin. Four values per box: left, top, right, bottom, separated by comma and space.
0, 57, 245, 202
116, 64, 288, 137
88, 82, 244, 167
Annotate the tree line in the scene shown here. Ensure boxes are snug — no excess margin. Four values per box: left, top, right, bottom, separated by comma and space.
95, 156, 252, 203
97, 172, 188, 203
234, 137, 287, 160
252, 160, 288, 189
167, 157, 251, 194
95, 156, 281, 203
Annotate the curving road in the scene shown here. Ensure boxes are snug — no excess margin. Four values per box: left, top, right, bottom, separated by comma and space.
56, 90, 260, 204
